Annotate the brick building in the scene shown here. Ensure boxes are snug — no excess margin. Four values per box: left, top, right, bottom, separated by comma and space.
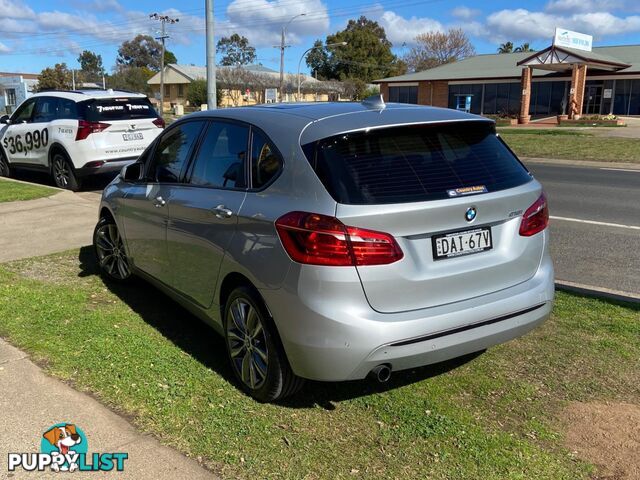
374, 43, 640, 122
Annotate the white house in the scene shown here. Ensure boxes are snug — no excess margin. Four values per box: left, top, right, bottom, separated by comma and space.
0, 72, 39, 114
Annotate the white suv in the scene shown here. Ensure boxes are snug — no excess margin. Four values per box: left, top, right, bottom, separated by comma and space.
0, 90, 164, 190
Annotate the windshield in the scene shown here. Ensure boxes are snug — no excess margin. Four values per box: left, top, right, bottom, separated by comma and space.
79, 97, 158, 122
302, 121, 532, 205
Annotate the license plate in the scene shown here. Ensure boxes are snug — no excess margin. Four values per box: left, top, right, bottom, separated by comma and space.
432, 227, 492, 260
122, 132, 143, 141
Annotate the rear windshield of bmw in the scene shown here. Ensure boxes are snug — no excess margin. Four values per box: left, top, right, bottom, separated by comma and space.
301, 121, 532, 205
78, 97, 159, 122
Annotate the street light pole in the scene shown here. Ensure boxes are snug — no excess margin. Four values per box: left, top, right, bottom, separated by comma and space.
205, 0, 216, 109
150, 13, 179, 117
297, 42, 347, 101
276, 13, 305, 102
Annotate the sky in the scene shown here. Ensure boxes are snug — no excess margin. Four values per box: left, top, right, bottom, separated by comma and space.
1, 0, 640, 75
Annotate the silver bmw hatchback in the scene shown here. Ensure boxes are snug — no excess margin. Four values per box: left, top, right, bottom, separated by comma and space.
94, 99, 554, 402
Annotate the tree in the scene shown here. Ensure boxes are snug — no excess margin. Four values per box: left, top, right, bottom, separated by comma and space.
498, 42, 514, 53
164, 50, 177, 65
404, 28, 475, 72
514, 43, 534, 52
107, 66, 154, 94
38, 63, 72, 91
310, 17, 406, 83
306, 40, 334, 80
187, 79, 219, 107
216, 34, 257, 66
77, 50, 104, 82
116, 35, 175, 71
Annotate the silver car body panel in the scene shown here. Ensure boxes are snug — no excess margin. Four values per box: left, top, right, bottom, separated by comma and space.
99, 102, 554, 382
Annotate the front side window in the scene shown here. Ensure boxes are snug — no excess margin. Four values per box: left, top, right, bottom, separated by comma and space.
10, 99, 36, 123
189, 121, 248, 189
251, 130, 282, 189
150, 121, 204, 183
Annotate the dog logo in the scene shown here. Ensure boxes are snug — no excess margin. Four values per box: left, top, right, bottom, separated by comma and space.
42, 424, 84, 472
8, 422, 127, 473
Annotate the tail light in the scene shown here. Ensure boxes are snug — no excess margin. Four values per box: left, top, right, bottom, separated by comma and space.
519, 193, 549, 236
152, 117, 165, 128
76, 120, 110, 141
275, 211, 403, 266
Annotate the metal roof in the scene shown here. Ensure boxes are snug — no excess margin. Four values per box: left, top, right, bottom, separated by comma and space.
30, 89, 146, 101
148, 64, 319, 85
375, 44, 640, 83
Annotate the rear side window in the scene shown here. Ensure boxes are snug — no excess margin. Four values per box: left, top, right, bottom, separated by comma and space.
79, 97, 158, 122
189, 121, 248, 189
302, 122, 531, 205
251, 130, 282, 189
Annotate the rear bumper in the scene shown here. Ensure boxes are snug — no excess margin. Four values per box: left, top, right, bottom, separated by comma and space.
261, 254, 554, 381
75, 157, 138, 177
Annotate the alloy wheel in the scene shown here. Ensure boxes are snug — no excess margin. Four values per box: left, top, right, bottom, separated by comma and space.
53, 155, 70, 188
226, 298, 269, 390
94, 223, 131, 280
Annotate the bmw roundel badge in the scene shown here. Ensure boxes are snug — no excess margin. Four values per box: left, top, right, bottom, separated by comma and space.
465, 207, 477, 222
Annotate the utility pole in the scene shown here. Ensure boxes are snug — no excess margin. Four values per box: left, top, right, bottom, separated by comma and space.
205, 0, 216, 109
275, 13, 305, 102
150, 13, 179, 117
71, 69, 76, 90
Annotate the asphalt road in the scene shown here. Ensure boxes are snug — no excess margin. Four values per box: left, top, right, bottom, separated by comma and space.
8, 163, 639, 296
528, 163, 640, 295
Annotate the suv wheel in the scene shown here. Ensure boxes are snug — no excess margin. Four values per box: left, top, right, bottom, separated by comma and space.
0, 150, 10, 177
52, 152, 81, 191
224, 287, 304, 402
93, 216, 132, 282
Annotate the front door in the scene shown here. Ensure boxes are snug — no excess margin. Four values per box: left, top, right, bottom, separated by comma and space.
1, 98, 38, 166
120, 120, 205, 284
584, 85, 603, 114
166, 120, 250, 308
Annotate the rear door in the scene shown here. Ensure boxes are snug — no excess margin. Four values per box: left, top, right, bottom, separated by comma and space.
166, 120, 249, 308
79, 97, 162, 160
305, 121, 544, 313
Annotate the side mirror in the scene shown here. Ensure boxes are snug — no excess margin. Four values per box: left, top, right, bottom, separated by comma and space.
121, 162, 143, 182
0, 115, 10, 124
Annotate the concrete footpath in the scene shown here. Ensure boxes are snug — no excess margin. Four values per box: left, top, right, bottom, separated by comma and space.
0, 338, 217, 479
0, 188, 101, 263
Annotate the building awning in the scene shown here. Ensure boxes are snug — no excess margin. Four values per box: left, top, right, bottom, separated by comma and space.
516, 45, 631, 72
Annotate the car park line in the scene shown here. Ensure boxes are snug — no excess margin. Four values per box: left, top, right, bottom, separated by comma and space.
550, 215, 640, 231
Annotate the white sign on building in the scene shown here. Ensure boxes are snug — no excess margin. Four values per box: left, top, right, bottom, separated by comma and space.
553, 28, 593, 52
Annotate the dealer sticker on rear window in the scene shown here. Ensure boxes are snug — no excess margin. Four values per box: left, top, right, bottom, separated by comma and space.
447, 185, 488, 197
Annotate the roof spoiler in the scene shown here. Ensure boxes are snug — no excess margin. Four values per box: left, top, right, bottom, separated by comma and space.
361, 94, 385, 110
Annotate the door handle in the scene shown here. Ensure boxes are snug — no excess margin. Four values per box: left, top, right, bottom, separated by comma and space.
154, 195, 166, 208
213, 204, 233, 219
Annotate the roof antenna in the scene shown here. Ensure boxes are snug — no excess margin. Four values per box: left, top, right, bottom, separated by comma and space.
362, 94, 385, 110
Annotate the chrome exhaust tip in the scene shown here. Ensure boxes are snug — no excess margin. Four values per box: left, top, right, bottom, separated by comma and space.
369, 364, 392, 383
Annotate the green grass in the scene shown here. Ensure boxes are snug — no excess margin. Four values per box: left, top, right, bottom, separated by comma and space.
1, 249, 638, 479
497, 129, 640, 162
0, 178, 56, 202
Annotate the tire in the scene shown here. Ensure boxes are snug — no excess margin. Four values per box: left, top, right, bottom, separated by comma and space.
93, 216, 132, 282
51, 151, 81, 191
224, 286, 304, 402
0, 150, 10, 177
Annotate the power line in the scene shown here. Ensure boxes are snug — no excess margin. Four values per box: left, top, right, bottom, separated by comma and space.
150, 13, 179, 117
0, 0, 442, 58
